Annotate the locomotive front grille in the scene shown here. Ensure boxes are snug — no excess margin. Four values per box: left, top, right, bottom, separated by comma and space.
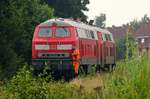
38, 52, 70, 58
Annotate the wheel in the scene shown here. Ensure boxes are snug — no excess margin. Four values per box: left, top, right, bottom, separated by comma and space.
104, 64, 113, 72
84, 64, 91, 74
96, 64, 103, 73
112, 63, 116, 70
64, 69, 75, 81
78, 65, 86, 75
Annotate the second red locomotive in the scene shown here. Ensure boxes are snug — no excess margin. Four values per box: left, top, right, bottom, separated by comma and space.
32, 18, 116, 77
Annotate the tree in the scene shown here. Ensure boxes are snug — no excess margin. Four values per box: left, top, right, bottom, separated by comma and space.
95, 13, 106, 28
129, 14, 150, 32
117, 33, 136, 60
0, 0, 54, 79
129, 19, 141, 32
45, 0, 89, 22
141, 14, 150, 24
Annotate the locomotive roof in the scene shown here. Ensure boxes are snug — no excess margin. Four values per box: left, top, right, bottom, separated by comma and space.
39, 18, 111, 34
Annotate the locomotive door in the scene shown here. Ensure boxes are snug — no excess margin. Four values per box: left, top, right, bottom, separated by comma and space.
106, 40, 110, 64
105, 33, 113, 64
102, 33, 108, 65
97, 32, 104, 66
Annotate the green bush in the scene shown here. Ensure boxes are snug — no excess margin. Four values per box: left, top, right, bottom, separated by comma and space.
98, 52, 150, 99
0, 0, 54, 79
116, 34, 137, 60
0, 66, 80, 99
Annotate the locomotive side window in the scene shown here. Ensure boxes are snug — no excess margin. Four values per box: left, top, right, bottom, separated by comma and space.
93, 31, 98, 40
77, 28, 96, 39
110, 34, 114, 42
38, 28, 52, 37
105, 34, 112, 41
105, 34, 109, 41
55, 28, 70, 37
85, 30, 95, 39
102, 33, 106, 41
90, 31, 95, 39
85, 30, 90, 38
76, 28, 81, 37
77, 28, 86, 38
107, 34, 112, 41
101, 34, 103, 40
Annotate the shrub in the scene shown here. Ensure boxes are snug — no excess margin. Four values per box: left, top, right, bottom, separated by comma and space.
1, 65, 79, 99
98, 52, 150, 99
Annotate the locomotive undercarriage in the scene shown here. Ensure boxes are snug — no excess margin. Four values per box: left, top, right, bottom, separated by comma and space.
32, 58, 116, 80
79, 57, 116, 74
32, 58, 75, 79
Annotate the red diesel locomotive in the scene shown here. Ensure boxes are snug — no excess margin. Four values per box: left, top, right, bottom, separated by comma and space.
32, 18, 116, 76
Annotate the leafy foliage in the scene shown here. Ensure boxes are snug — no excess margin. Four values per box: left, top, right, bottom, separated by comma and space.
100, 53, 150, 99
0, 0, 54, 79
116, 33, 136, 59
129, 19, 141, 32
141, 14, 150, 24
45, 0, 89, 22
129, 14, 150, 32
1, 66, 79, 99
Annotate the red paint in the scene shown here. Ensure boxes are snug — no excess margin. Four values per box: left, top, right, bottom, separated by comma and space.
32, 19, 116, 74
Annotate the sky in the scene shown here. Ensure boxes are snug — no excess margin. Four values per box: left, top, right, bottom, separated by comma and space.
85, 0, 150, 27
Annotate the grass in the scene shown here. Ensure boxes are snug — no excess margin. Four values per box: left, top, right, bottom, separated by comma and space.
99, 53, 150, 99
0, 52, 150, 99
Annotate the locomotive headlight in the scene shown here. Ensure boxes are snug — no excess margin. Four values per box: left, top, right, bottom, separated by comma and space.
35, 44, 50, 50
57, 44, 72, 50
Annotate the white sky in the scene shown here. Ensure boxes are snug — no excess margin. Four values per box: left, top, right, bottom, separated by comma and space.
85, 0, 150, 27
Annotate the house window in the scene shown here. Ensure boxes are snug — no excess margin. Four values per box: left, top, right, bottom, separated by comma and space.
141, 38, 145, 43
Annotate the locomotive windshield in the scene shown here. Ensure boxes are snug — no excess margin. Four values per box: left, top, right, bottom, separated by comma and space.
55, 28, 70, 37
38, 28, 52, 37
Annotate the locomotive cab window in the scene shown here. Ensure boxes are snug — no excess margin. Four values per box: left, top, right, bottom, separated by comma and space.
55, 28, 70, 37
38, 28, 52, 37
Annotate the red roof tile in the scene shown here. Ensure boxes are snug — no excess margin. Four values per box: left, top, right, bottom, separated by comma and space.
134, 24, 150, 37
107, 25, 128, 40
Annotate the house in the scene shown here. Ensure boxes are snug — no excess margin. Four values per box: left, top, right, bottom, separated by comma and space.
134, 24, 150, 52
107, 25, 128, 41
107, 24, 150, 56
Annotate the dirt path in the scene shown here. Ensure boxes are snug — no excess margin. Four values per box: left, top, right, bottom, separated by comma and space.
70, 73, 109, 92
